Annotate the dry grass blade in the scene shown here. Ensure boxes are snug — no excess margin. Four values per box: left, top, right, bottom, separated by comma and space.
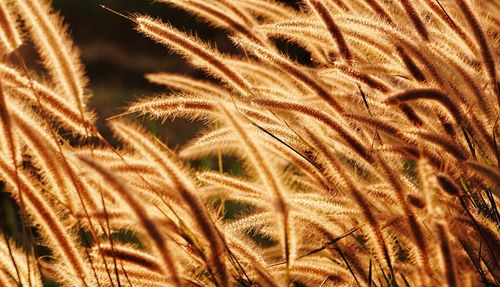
399, 0, 429, 41
78, 156, 184, 287
0, 62, 96, 135
109, 120, 231, 287
453, 0, 499, 109
0, 0, 21, 54
306, 0, 352, 61
237, 38, 344, 113
14, 0, 89, 115
218, 104, 296, 272
0, 155, 93, 286
158, 0, 267, 46
136, 15, 251, 96
0, 0, 497, 286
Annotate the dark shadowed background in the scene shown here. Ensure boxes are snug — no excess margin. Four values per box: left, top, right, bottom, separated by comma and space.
1, 1, 306, 259
53, 0, 239, 146
49, 0, 303, 147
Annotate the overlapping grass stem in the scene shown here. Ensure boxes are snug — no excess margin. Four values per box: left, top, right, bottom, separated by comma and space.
0, 0, 498, 286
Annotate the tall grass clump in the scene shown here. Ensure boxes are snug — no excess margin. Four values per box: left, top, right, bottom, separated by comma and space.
0, 0, 498, 286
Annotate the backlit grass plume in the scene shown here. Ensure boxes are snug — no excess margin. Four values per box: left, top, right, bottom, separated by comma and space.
0, 0, 498, 286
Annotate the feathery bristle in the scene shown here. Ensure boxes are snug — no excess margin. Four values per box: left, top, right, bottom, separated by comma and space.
0, 0, 22, 54
14, 0, 89, 116
0, 0, 497, 286
136, 15, 251, 96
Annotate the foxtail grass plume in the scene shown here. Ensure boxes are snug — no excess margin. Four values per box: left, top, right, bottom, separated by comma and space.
0, 0, 498, 286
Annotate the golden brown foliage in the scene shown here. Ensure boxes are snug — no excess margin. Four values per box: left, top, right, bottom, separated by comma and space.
0, 0, 498, 286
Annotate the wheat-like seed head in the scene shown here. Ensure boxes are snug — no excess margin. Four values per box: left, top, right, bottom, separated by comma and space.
0, 0, 498, 286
